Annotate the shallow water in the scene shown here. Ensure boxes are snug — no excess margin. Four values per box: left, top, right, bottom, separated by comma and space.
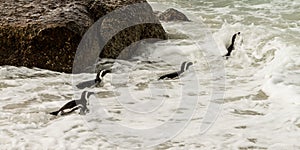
1, 0, 300, 149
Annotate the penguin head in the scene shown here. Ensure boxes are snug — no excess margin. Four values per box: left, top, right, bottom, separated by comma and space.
180, 61, 193, 72
86, 91, 95, 99
180, 61, 188, 72
95, 72, 101, 83
82, 91, 95, 105
234, 32, 243, 48
185, 62, 193, 71
81, 91, 95, 99
101, 70, 111, 78
232, 32, 242, 47
95, 69, 111, 84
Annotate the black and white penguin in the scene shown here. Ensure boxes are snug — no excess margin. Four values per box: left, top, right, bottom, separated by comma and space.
158, 61, 193, 80
95, 69, 111, 84
76, 69, 111, 89
49, 91, 94, 116
224, 32, 241, 58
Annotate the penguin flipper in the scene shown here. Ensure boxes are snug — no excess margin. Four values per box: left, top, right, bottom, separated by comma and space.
50, 110, 60, 116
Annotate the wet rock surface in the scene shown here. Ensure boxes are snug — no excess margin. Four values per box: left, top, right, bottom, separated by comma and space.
158, 8, 190, 22
0, 0, 167, 73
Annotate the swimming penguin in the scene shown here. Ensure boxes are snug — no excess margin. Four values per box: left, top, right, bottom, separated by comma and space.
49, 91, 94, 116
158, 61, 193, 80
224, 32, 240, 58
76, 69, 111, 89
95, 69, 111, 85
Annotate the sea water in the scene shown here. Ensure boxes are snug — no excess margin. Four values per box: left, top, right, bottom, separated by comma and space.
0, 0, 299, 149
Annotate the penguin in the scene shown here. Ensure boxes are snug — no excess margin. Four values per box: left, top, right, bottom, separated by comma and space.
50, 91, 94, 116
95, 69, 111, 85
158, 61, 193, 80
76, 69, 111, 89
224, 32, 241, 58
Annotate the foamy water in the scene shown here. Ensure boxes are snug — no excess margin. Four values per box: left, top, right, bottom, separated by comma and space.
1, 0, 300, 149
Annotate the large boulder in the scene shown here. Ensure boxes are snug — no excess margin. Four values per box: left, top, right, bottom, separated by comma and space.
158, 8, 190, 22
0, 0, 167, 73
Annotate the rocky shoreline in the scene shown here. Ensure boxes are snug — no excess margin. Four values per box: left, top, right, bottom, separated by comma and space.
0, 0, 167, 73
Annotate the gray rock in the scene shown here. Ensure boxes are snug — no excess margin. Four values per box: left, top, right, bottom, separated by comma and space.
0, 0, 167, 73
159, 8, 190, 22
